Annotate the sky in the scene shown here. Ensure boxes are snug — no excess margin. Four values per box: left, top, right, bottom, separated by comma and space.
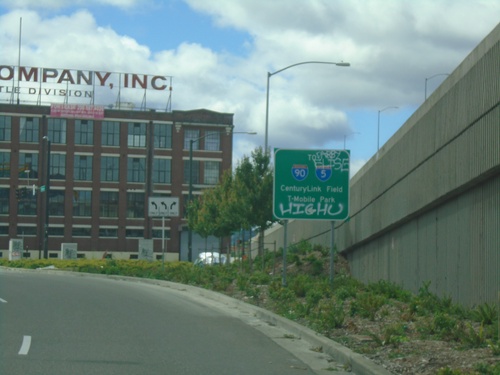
1, 0, 499, 176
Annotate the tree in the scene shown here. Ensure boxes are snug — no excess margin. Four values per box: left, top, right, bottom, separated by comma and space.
187, 193, 213, 251
188, 170, 242, 257
187, 147, 274, 261
233, 147, 274, 258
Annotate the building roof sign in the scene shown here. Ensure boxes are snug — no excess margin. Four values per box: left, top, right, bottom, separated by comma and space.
0, 65, 173, 110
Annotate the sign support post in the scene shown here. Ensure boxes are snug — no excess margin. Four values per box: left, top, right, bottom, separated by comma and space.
282, 220, 288, 286
148, 197, 179, 268
162, 216, 166, 272
330, 221, 335, 284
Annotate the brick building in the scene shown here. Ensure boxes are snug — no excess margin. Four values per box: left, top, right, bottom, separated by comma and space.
0, 103, 234, 260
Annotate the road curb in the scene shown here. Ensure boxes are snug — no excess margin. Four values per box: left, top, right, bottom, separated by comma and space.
1, 267, 393, 375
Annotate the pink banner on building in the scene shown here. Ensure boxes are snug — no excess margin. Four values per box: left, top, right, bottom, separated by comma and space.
50, 104, 105, 119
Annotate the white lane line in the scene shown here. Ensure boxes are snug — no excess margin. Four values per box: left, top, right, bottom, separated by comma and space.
0, 297, 7, 303
18, 335, 32, 355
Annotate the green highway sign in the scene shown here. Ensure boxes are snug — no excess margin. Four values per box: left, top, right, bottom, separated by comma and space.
273, 149, 350, 221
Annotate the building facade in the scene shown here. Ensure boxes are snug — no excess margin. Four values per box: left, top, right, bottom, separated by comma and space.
0, 103, 234, 260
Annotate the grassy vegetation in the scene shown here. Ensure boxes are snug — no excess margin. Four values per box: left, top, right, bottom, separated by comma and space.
1, 242, 498, 375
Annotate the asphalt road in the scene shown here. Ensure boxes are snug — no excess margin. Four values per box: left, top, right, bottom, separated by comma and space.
0, 269, 346, 375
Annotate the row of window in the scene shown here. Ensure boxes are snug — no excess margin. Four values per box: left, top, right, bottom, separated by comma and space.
0, 189, 181, 218
0, 115, 221, 151
4, 225, 170, 239
0, 152, 220, 185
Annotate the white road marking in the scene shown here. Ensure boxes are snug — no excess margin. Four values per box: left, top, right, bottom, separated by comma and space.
0, 297, 7, 303
18, 336, 31, 355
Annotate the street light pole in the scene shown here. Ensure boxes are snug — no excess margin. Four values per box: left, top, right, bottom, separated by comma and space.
42, 136, 51, 259
264, 61, 350, 154
187, 130, 256, 262
377, 106, 398, 152
187, 137, 196, 263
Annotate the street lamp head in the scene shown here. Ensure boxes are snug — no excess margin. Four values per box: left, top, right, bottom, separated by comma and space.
232, 131, 257, 136
335, 62, 350, 67
379, 106, 399, 114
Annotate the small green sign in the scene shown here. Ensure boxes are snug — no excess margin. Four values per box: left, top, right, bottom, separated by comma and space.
40, 185, 46, 192
273, 149, 350, 221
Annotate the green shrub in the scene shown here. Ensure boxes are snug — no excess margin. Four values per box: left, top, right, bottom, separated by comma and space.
436, 367, 463, 375
305, 288, 324, 308
367, 279, 412, 302
248, 271, 271, 285
290, 241, 313, 255
335, 286, 357, 301
309, 256, 324, 276
269, 280, 297, 303
289, 274, 313, 298
350, 292, 386, 320
432, 312, 460, 340
368, 323, 408, 347
474, 361, 500, 374
472, 303, 498, 325
458, 323, 488, 349
312, 299, 345, 331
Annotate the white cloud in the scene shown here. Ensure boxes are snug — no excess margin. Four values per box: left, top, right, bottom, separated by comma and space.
0, 0, 142, 10
1, 0, 498, 163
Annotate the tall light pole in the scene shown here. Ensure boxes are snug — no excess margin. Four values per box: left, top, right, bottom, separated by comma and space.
187, 130, 256, 262
264, 61, 350, 154
377, 106, 398, 152
42, 136, 51, 259
424, 73, 449, 100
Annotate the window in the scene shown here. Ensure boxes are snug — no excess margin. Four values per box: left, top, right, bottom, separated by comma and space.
126, 192, 144, 218
154, 123, 172, 149
153, 158, 171, 184
100, 191, 119, 217
204, 161, 220, 185
102, 121, 120, 146
184, 160, 200, 184
184, 129, 200, 150
0, 115, 11, 141
75, 120, 93, 145
50, 153, 66, 180
126, 228, 144, 237
20, 117, 39, 143
127, 157, 145, 183
205, 131, 220, 151
0, 225, 8, 235
100, 156, 119, 182
49, 227, 65, 236
152, 229, 170, 239
49, 190, 65, 216
19, 153, 38, 179
74, 155, 93, 181
47, 118, 67, 144
127, 122, 146, 147
17, 191, 37, 216
73, 190, 92, 216
99, 227, 118, 237
72, 227, 91, 237
17, 226, 37, 236
0, 188, 9, 214
0, 152, 10, 178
